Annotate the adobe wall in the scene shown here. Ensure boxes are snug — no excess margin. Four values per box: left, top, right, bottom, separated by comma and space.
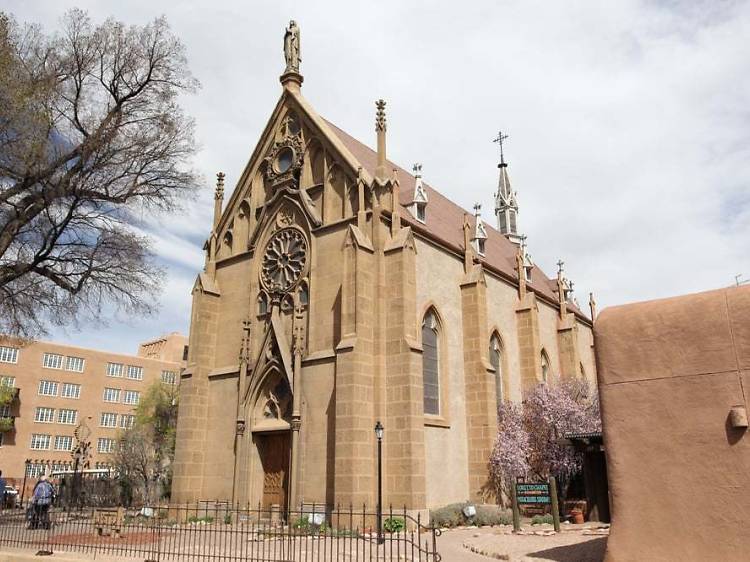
595, 285, 750, 562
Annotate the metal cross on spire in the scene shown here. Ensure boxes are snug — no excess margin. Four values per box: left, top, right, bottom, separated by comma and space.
493, 131, 509, 166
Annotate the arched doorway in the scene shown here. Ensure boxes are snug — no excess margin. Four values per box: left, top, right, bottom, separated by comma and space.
250, 369, 293, 509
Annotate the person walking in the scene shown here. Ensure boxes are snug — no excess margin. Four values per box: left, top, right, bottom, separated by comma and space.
29, 475, 55, 530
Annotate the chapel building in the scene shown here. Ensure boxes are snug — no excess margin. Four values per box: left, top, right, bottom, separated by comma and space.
171, 25, 596, 513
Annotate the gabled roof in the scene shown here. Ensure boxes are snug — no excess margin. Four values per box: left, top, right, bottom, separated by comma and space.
322, 118, 585, 317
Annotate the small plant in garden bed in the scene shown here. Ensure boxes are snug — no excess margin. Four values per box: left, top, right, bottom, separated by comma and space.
187, 515, 214, 524
531, 514, 554, 525
293, 516, 310, 531
383, 517, 405, 533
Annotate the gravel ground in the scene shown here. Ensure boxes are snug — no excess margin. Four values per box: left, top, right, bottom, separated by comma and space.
437, 524, 608, 562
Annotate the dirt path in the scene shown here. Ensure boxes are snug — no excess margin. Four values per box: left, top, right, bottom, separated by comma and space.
437, 525, 607, 562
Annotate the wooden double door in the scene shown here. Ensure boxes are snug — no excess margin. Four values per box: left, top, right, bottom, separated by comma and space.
256, 431, 291, 509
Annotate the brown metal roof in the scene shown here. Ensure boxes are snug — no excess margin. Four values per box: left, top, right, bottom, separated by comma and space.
322, 119, 580, 311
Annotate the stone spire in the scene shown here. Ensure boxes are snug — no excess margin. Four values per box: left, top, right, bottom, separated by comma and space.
375, 99, 388, 182
556, 260, 575, 318
471, 203, 488, 255
407, 163, 429, 222
589, 292, 597, 321
493, 131, 522, 244
213, 172, 225, 229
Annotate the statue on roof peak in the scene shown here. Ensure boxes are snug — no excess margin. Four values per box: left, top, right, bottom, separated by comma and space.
284, 20, 301, 73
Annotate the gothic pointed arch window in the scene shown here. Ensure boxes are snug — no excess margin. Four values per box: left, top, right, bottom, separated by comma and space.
298, 281, 309, 307
489, 333, 504, 404
541, 349, 550, 384
422, 309, 441, 416
258, 292, 269, 316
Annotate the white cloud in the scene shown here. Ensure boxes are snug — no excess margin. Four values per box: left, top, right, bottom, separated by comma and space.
9, 0, 749, 352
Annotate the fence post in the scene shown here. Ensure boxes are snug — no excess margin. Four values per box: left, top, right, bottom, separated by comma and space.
511, 481, 521, 533
549, 476, 561, 532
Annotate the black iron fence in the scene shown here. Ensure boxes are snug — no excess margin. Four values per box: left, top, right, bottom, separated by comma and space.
0, 501, 441, 561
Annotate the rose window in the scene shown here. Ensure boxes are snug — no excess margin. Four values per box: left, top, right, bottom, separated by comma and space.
261, 228, 307, 293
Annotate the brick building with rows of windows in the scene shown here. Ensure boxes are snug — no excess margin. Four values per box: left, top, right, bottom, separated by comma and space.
0, 332, 187, 491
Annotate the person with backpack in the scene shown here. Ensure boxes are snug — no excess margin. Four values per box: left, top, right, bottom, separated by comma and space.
29, 475, 55, 530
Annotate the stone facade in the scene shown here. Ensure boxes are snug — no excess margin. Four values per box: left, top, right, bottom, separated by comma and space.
171, 55, 596, 512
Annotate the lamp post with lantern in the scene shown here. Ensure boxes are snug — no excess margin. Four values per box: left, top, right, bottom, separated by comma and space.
374, 421, 384, 545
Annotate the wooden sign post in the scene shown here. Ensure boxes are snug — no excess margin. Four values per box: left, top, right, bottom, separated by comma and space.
513, 479, 561, 532
549, 476, 561, 532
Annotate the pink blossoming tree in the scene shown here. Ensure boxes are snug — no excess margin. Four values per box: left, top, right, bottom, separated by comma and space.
489, 377, 601, 503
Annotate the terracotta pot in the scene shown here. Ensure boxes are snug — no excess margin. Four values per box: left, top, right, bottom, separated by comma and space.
570, 510, 584, 524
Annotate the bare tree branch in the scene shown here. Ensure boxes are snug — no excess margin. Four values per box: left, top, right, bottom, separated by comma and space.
0, 10, 201, 338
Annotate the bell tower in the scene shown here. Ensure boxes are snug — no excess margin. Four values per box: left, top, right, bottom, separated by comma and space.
493, 131, 522, 245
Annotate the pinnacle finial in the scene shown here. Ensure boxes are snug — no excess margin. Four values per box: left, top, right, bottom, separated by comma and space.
493, 130, 509, 167
413, 163, 422, 177
215, 172, 225, 200
557, 259, 565, 275
375, 99, 387, 132
473, 203, 482, 217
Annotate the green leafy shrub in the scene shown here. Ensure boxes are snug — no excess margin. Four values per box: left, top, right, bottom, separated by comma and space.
187, 515, 214, 524
224, 514, 232, 525
293, 516, 310, 530
531, 514, 553, 525
383, 517, 405, 533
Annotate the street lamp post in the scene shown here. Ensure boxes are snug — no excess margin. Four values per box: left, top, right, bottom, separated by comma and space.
20, 459, 31, 505
374, 421, 384, 545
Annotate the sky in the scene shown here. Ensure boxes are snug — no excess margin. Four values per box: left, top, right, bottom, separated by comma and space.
6, 0, 750, 354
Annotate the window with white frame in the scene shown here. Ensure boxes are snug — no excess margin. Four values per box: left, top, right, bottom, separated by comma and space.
161, 370, 177, 385
61, 383, 81, 399
30, 434, 51, 450
103, 388, 120, 403
50, 461, 71, 473
120, 414, 135, 429
100, 412, 118, 427
97, 438, 115, 454
123, 390, 140, 405
26, 462, 47, 477
126, 365, 144, 380
38, 380, 58, 396
58, 409, 78, 425
0, 376, 15, 387
65, 356, 85, 372
54, 435, 73, 451
106, 362, 123, 377
42, 352, 63, 369
34, 407, 55, 423
0, 346, 19, 364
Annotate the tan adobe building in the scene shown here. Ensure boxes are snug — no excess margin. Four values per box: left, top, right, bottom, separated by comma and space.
0, 332, 186, 489
171, 23, 595, 513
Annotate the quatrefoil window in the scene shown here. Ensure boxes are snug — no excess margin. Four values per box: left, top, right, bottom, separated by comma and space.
261, 228, 307, 294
